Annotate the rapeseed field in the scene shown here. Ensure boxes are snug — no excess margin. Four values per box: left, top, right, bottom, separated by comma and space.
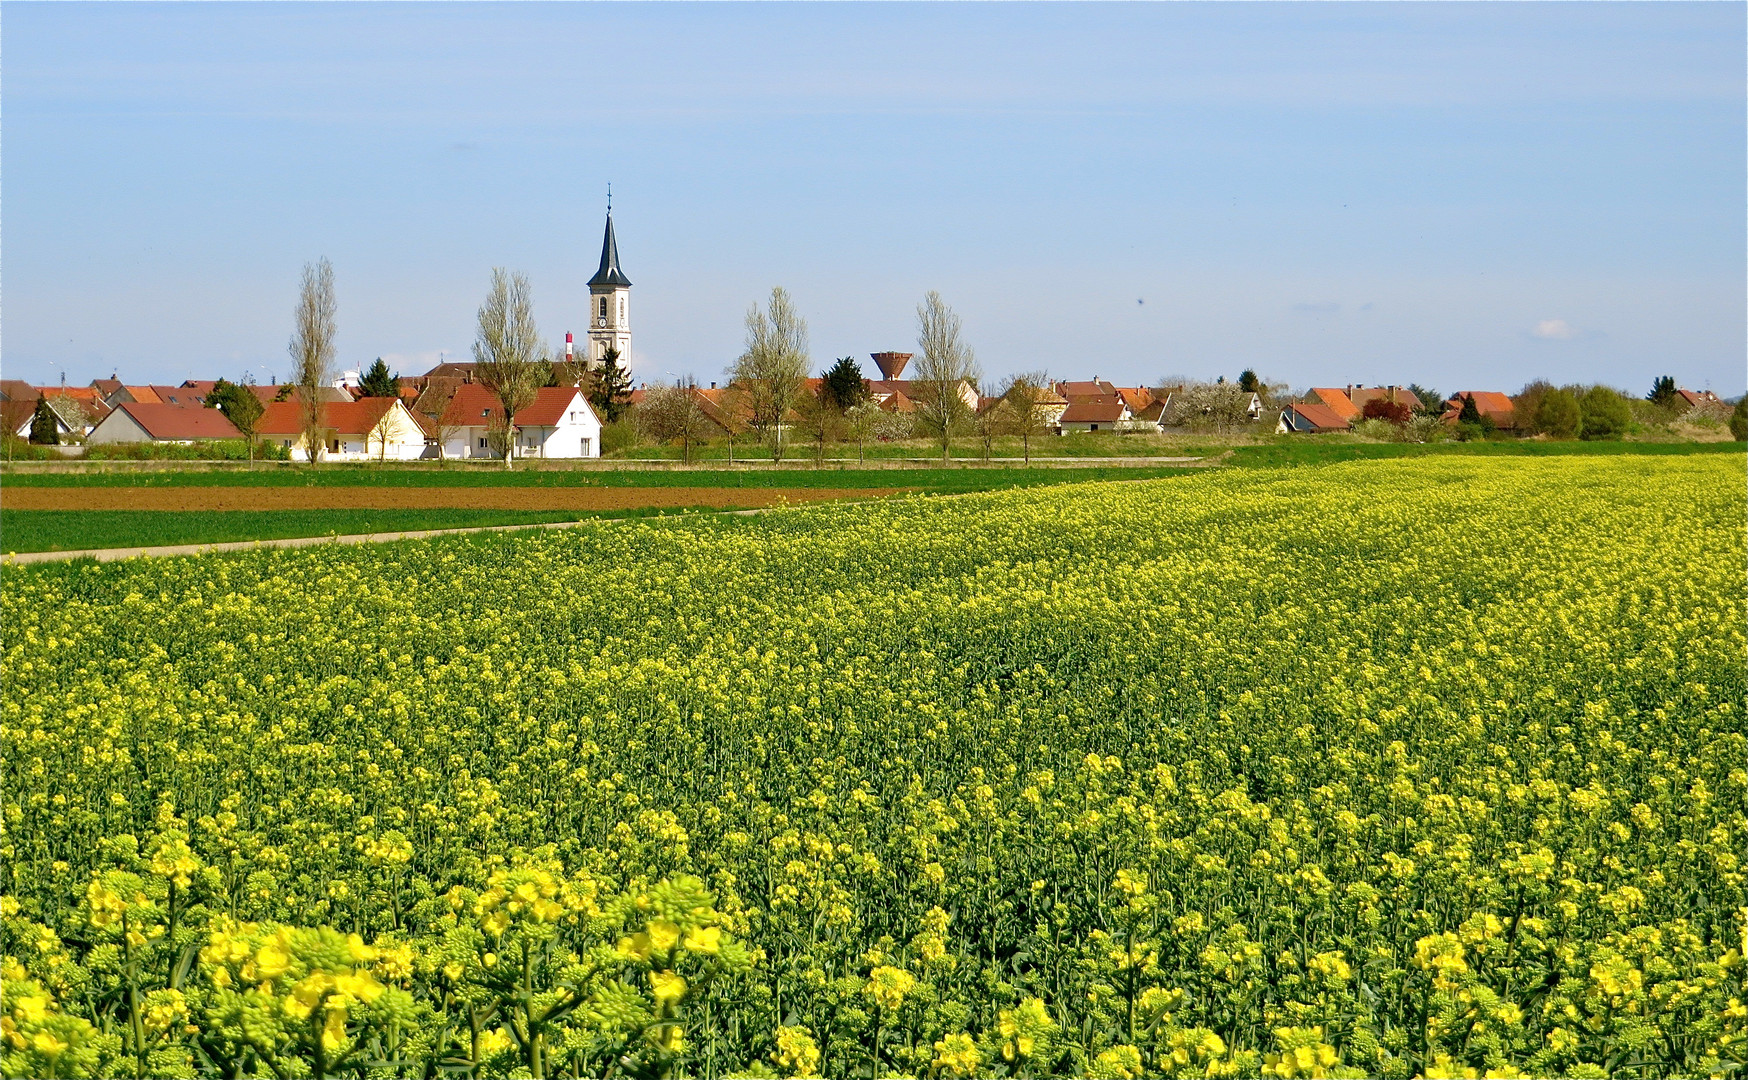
3, 455, 1744, 1079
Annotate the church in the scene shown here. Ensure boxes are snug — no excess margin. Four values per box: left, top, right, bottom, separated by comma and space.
571, 207, 632, 370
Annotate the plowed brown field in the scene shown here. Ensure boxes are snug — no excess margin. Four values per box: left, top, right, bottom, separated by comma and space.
1, 486, 907, 512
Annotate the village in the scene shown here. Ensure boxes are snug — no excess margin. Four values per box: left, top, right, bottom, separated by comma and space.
2, 357, 1735, 464
3, 214, 1739, 462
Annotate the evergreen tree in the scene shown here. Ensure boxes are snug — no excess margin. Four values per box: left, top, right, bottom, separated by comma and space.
358, 358, 398, 398
589, 345, 634, 423
1237, 369, 1259, 394
822, 357, 868, 411
1457, 393, 1482, 425
1646, 375, 1676, 406
29, 396, 59, 445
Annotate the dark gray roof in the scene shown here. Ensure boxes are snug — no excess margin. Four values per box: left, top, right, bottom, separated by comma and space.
588, 213, 631, 288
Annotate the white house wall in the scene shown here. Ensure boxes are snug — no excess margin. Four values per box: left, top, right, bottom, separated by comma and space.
446, 421, 601, 460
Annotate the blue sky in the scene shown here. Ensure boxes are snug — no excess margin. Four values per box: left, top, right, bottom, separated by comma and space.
4, 2, 1743, 395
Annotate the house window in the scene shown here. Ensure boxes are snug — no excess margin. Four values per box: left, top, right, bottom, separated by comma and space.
580, 438, 591, 456
283, 439, 292, 449
328, 438, 340, 452
478, 437, 489, 449
1089, 424, 1099, 432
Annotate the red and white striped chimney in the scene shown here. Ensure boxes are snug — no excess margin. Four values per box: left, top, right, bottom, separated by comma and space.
565, 332, 574, 361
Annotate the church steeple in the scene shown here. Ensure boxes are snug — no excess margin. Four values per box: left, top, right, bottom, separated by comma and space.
588, 212, 631, 288
584, 196, 632, 369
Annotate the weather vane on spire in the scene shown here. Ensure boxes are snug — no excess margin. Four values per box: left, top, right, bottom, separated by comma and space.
607, 182, 612, 214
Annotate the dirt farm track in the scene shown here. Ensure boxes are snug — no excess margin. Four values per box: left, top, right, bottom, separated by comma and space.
0, 486, 908, 513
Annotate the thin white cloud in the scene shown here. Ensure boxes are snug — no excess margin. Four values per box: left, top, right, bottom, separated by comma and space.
1531, 318, 1578, 340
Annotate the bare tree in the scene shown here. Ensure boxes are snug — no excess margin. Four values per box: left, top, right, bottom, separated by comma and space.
972, 394, 1007, 461
289, 258, 337, 463
472, 268, 551, 469
730, 286, 810, 462
716, 383, 748, 464
550, 345, 591, 394
485, 414, 516, 461
413, 380, 464, 460
639, 379, 713, 464
370, 406, 396, 463
911, 291, 980, 463
999, 371, 1055, 465
793, 384, 839, 466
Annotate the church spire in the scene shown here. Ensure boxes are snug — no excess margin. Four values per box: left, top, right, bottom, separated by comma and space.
584, 193, 632, 369
588, 206, 631, 288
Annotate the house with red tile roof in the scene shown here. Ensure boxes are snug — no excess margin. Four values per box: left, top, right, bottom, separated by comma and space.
1276, 402, 1353, 434
87, 402, 244, 445
90, 378, 127, 407
17, 388, 111, 436
143, 385, 210, 408
1057, 395, 1132, 433
1129, 399, 1169, 432
1109, 386, 1155, 411
0, 379, 41, 403
434, 384, 600, 460
2, 399, 40, 440
258, 397, 427, 461
1056, 379, 1117, 399
247, 383, 351, 407
6, 397, 84, 441
35, 392, 110, 437
865, 377, 978, 413
1674, 388, 1723, 411
690, 386, 753, 435
1346, 385, 1423, 413
423, 360, 480, 380
1309, 388, 1361, 423
33, 385, 104, 406
1442, 392, 1516, 430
